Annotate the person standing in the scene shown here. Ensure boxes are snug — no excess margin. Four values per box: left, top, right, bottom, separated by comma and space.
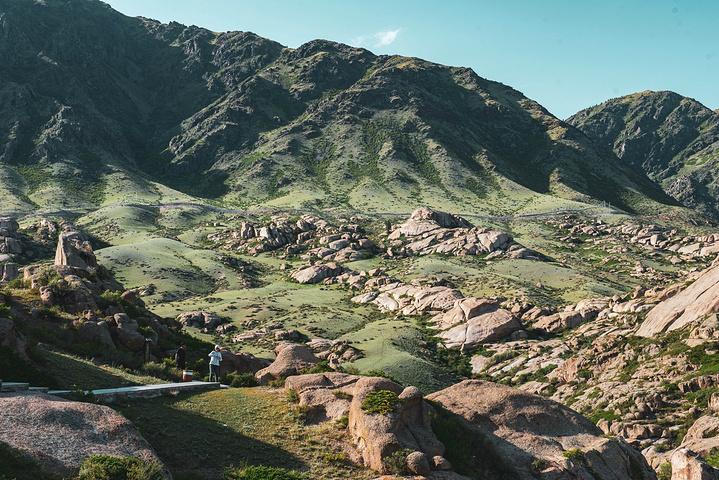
209, 345, 222, 382
175, 343, 187, 370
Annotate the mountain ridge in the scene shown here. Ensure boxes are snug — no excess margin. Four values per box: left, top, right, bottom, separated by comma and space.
0, 0, 683, 218
567, 90, 719, 217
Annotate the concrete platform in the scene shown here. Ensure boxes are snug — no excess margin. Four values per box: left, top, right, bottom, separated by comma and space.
48, 380, 226, 400
0, 382, 30, 392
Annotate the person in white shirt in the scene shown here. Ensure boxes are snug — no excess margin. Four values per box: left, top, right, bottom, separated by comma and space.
209, 345, 222, 382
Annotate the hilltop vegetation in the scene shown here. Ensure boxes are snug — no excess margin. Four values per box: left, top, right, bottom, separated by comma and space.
0, 0, 689, 218
568, 90, 719, 217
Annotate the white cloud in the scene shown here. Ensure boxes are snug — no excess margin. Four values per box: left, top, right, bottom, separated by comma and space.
375, 29, 401, 47
352, 28, 402, 48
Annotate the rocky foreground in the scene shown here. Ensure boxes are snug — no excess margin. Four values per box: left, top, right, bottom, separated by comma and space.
4, 210, 719, 479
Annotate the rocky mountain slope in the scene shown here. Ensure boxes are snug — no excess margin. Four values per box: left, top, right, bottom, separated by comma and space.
0, 0, 679, 216
567, 90, 719, 217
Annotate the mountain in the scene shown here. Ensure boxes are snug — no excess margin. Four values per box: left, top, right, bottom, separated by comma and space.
567, 90, 719, 217
0, 0, 678, 215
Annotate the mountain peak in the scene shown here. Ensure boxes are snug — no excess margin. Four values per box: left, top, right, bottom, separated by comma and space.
568, 90, 719, 216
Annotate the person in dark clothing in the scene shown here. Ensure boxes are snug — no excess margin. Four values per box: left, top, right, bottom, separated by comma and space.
175, 343, 187, 370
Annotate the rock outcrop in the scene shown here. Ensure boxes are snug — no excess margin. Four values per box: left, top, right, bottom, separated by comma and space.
431, 298, 522, 348
350, 384, 445, 475
637, 263, 719, 336
255, 343, 320, 385
217, 348, 268, 375
670, 448, 719, 480
426, 380, 655, 480
388, 209, 546, 260
207, 214, 377, 262
285, 373, 451, 476
0, 392, 169, 478
0, 317, 31, 360
0, 262, 19, 282
0, 217, 22, 281
54, 232, 98, 270
0, 217, 22, 256
291, 262, 346, 284
176, 311, 223, 332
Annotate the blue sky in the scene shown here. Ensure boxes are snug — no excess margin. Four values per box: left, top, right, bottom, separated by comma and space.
103, 0, 718, 119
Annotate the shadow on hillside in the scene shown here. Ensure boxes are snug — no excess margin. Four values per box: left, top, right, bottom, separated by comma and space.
367, 64, 678, 213
116, 391, 305, 480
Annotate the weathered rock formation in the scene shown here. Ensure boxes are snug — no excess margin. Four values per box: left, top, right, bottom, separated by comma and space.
431, 298, 522, 348
208, 214, 376, 262
0, 316, 31, 360
217, 347, 268, 375
0, 217, 22, 255
0, 217, 22, 281
306, 338, 362, 369
670, 448, 719, 480
176, 311, 223, 331
255, 343, 320, 385
427, 380, 656, 480
350, 384, 446, 475
0, 262, 18, 282
285, 373, 452, 476
637, 263, 719, 336
388, 209, 545, 259
0, 392, 170, 478
291, 262, 347, 284
54, 232, 98, 270
112, 313, 151, 353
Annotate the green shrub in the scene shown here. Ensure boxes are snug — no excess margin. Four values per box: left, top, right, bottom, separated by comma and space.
225, 465, 309, 480
657, 462, 672, 480
335, 415, 349, 429
332, 390, 352, 400
220, 372, 258, 388
433, 347, 472, 377
531, 458, 547, 472
361, 390, 402, 415
6, 278, 30, 289
706, 447, 719, 468
286, 389, 300, 403
100, 290, 123, 304
268, 377, 286, 388
562, 448, 585, 460
300, 361, 332, 374
383, 449, 412, 475
653, 441, 671, 453
0, 304, 11, 318
77, 455, 164, 480
140, 362, 181, 382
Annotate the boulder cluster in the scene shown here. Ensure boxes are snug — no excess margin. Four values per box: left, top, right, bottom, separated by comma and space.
551, 216, 719, 266
388, 207, 546, 260
208, 209, 547, 267
207, 213, 377, 262
196, 339, 653, 479
0, 218, 78, 283
0, 223, 177, 359
464, 258, 719, 478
